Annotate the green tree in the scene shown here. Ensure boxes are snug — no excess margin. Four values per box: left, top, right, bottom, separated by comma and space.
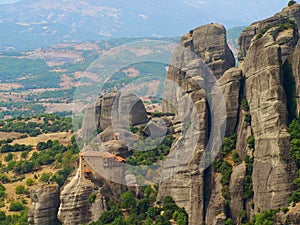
120, 191, 136, 211
288, 1, 297, 6
225, 218, 234, 225
241, 98, 250, 111
9, 202, 25, 211
4, 153, 13, 162
248, 209, 279, 225
98, 207, 122, 224
26, 178, 35, 186
155, 215, 171, 225
88, 193, 97, 203
15, 185, 29, 195
21, 151, 29, 160
39, 172, 52, 183
247, 135, 255, 149
0, 211, 6, 221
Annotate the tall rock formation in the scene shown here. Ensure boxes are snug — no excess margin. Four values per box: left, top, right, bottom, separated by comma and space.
292, 42, 300, 115
57, 168, 116, 225
158, 3, 300, 225
28, 185, 60, 225
182, 24, 235, 80
242, 24, 298, 213
82, 91, 149, 141
58, 169, 102, 225
158, 23, 235, 225
218, 67, 243, 136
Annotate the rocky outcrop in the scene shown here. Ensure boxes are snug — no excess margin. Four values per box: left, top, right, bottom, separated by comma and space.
158, 23, 234, 225
212, 213, 227, 225
59, 5, 300, 225
236, 110, 253, 160
292, 42, 300, 114
158, 83, 207, 224
58, 169, 107, 225
242, 25, 297, 213
238, 4, 300, 64
95, 92, 149, 131
28, 185, 60, 225
81, 91, 148, 141
205, 174, 227, 225
275, 203, 300, 225
143, 120, 168, 138
218, 67, 243, 136
159, 5, 300, 224
229, 163, 246, 223
180, 24, 235, 79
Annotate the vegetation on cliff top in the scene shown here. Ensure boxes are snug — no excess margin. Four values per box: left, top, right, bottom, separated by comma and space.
255, 19, 297, 40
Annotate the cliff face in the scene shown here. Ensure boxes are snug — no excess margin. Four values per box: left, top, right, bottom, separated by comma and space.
57, 168, 119, 225
243, 24, 298, 213
238, 4, 300, 63
158, 4, 300, 225
95, 92, 149, 131
292, 42, 300, 115
158, 23, 234, 224
28, 185, 60, 225
182, 24, 235, 80
58, 169, 102, 225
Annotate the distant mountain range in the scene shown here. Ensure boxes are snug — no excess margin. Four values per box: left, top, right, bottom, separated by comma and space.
0, 0, 248, 51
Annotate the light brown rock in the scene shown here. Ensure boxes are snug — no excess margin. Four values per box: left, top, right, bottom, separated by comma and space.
238, 4, 300, 64
218, 67, 243, 136
205, 174, 227, 225
28, 185, 60, 225
243, 27, 297, 213
229, 163, 246, 224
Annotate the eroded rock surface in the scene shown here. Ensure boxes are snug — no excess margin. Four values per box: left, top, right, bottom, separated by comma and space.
28, 185, 60, 225
205, 174, 227, 225
180, 24, 235, 79
242, 25, 297, 213
58, 169, 107, 225
95, 92, 149, 131
218, 67, 243, 136
229, 163, 246, 223
238, 4, 300, 63
275, 203, 300, 225
158, 23, 234, 225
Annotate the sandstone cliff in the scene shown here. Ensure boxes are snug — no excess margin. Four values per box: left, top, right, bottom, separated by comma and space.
242, 23, 297, 213
158, 23, 233, 225
57, 168, 115, 225
158, 4, 300, 225
238, 3, 300, 64
28, 185, 60, 225
95, 92, 149, 131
